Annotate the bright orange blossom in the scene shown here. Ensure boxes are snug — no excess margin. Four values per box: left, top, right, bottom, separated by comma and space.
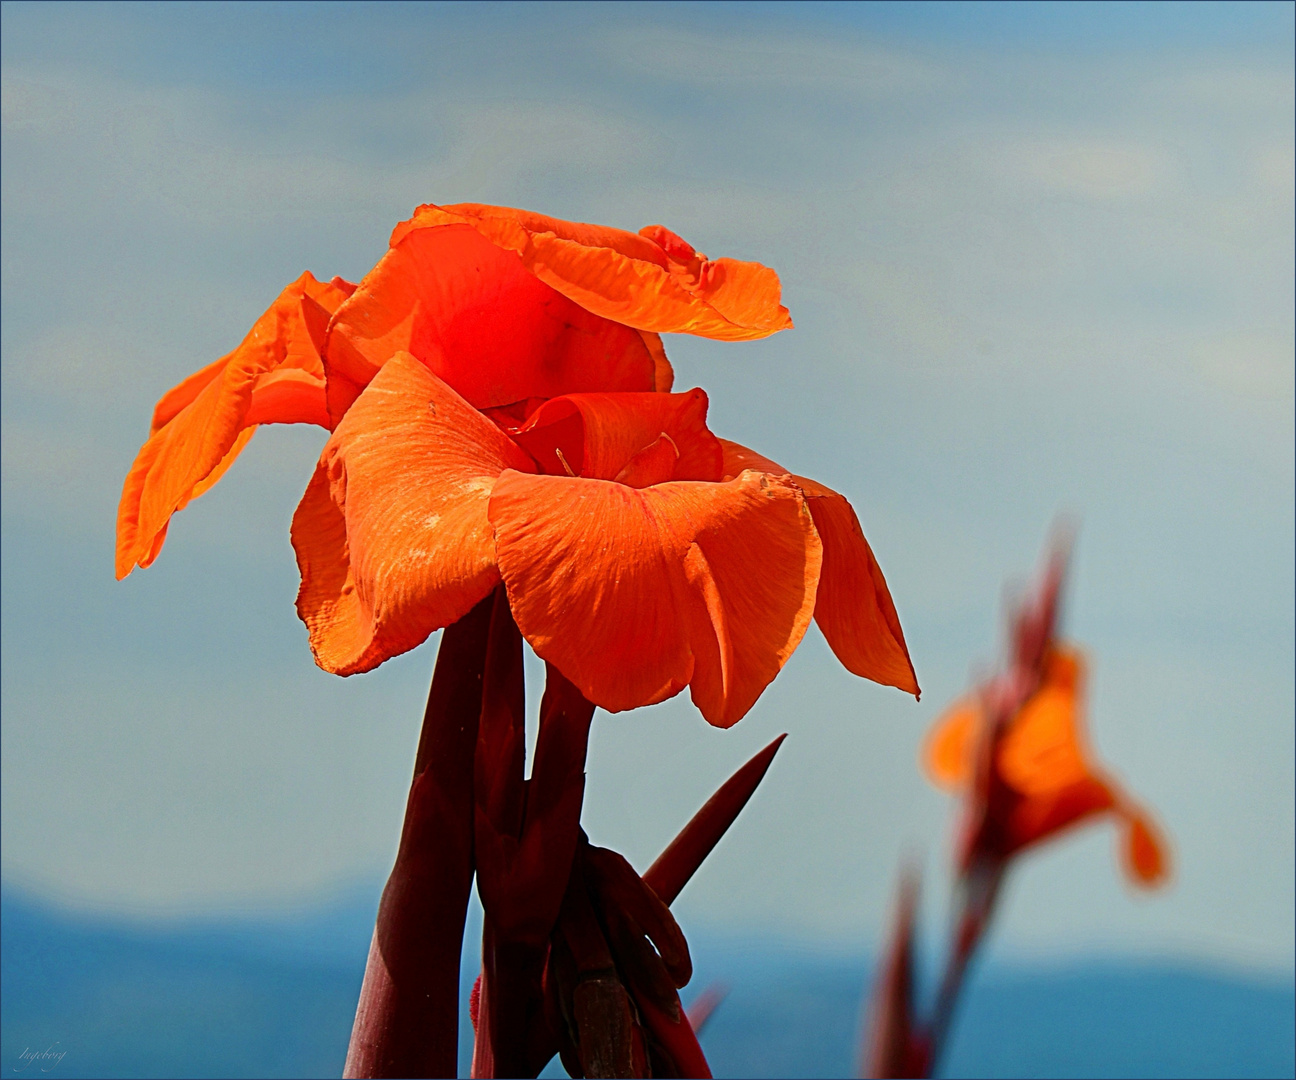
116, 203, 790, 580
116, 203, 918, 728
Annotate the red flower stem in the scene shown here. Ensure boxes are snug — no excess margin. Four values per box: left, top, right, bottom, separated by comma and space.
638, 994, 713, 1079
471, 590, 532, 1079
475, 924, 549, 1079
343, 593, 496, 1080
923, 858, 1005, 1077
472, 594, 596, 1079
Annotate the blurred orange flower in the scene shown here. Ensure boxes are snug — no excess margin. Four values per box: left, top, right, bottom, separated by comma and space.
924, 635, 1168, 887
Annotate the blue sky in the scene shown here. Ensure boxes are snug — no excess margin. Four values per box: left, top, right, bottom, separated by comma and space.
2, 1, 1292, 973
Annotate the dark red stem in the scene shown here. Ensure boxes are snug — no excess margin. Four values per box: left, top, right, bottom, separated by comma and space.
343, 593, 495, 1079
472, 593, 596, 1078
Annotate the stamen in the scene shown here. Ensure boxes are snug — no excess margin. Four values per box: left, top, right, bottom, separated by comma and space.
554, 447, 577, 477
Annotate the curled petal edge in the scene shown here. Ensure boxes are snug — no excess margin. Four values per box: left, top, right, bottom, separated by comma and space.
115, 272, 352, 579
719, 439, 918, 696
391, 203, 793, 342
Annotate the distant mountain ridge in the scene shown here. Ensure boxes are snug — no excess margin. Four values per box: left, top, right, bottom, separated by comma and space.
2, 887, 1292, 1079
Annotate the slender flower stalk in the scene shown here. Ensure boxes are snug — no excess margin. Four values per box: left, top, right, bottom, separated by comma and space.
344, 593, 495, 1078
922, 847, 1006, 1072
472, 594, 597, 1078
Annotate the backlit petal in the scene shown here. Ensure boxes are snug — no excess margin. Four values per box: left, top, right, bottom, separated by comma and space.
150, 355, 228, 434
998, 647, 1091, 796
390, 204, 793, 342
291, 353, 535, 675
1119, 804, 1170, 888
640, 330, 676, 392
115, 272, 353, 579
323, 223, 656, 421
1006, 775, 1116, 853
923, 698, 981, 791
489, 470, 821, 727
719, 440, 918, 695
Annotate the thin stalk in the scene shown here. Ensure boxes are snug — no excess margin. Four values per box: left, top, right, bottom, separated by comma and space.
471, 593, 596, 1078
343, 593, 496, 1079
924, 859, 1005, 1077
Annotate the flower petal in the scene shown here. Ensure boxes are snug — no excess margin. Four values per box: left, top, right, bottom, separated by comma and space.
244, 367, 331, 427
1119, 804, 1170, 888
291, 353, 535, 675
323, 223, 657, 422
923, 697, 981, 791
488, 470, 822, 727
998, 647, 1092, 797
1006, 775, 1116, 854
390, 204, 793, 342
512, 389, 723, 483
614, 434, 679, 489
115, 272, 353, 579
719, 440, 919, 696
640, 330, 675, 392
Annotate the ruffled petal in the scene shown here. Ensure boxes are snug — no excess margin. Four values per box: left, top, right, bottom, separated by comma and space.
719, 440, 918, 695
115, 272, 353, 579
488, 470, 821, 727
150, 355, 228, 434
639, 331, 675, 392
1118, 804, 1170, 888
923, 697, 981, 791
323, 223, 657, 422
511, 389, 723, 484
997, 649, 1092, 797
389, 204, 793, 342
291, 353, 535, 675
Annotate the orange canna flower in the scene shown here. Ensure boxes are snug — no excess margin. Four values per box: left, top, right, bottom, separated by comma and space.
116, 202, 914, 726
902, 535, 1171, 1080
922, 538, 1168, 887
290, 353, 917, 727
116, 202, 919, 1078
116, 204, 791, 580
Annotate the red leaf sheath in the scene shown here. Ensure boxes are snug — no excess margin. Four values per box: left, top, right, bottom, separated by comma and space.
344, 593, 495, 1079
861, 867, 929, 1079
473, 593, 596, 1078
644, 734, 786, 904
